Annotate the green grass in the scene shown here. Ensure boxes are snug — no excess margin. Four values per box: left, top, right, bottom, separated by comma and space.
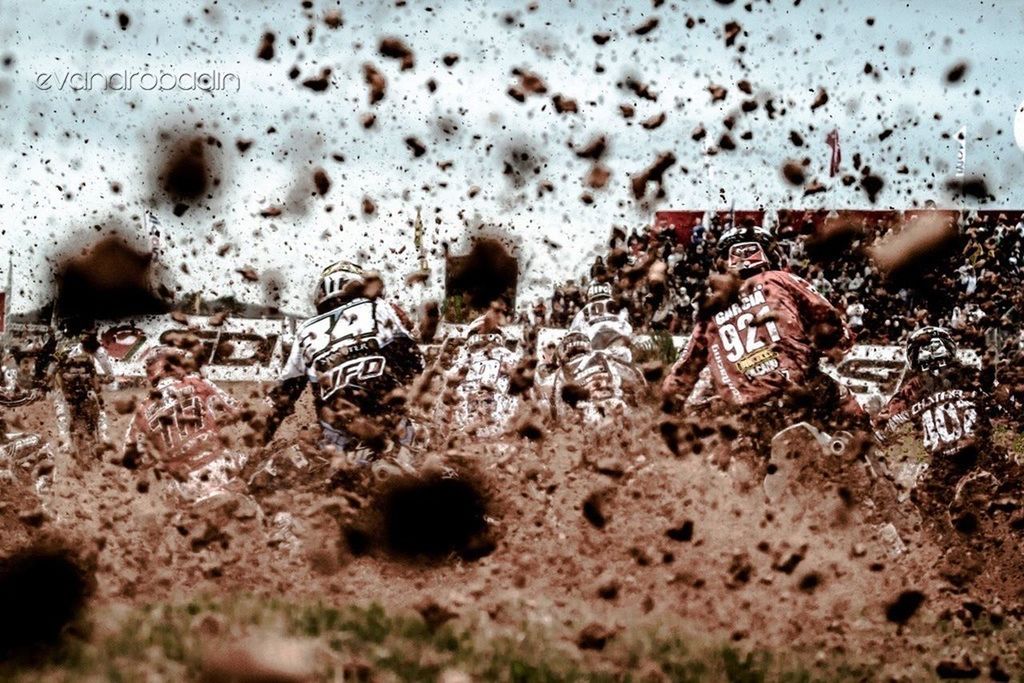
443, 294, 471, 324
993, 420, 1024, 461
0, 597, 875, 682
632, 329, 680, 367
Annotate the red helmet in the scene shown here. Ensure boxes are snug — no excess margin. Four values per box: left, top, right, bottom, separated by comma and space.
717, 226, 781, 276
142, 346, 193, 384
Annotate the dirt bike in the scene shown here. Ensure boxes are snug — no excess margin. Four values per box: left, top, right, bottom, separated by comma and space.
0, 428, 55, 512
758, 421, 908, 556
246, 417, 426, 501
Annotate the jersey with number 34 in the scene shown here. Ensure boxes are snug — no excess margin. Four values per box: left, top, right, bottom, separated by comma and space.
281, 298, 414, 417
676, 270, 853, 406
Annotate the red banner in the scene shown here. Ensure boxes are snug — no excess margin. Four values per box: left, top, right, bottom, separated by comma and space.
712, 210, 764, 230
776, 209, 829, 237
653, 211, 704, 243
902, 209, 960, 228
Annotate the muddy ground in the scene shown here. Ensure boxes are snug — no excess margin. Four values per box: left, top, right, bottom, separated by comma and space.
2, 385, 1023, 680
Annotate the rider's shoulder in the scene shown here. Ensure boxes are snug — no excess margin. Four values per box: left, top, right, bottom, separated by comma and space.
759, 269, 810, 287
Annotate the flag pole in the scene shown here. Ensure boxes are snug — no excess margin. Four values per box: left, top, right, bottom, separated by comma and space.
0, 251, 12, 355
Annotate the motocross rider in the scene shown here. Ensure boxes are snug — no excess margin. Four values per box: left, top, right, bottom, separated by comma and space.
569, 281, 634, 355
549, 330, 646, 426
874, 326, 1013, 531
438, 312, 524, 439
262, 261, 425, 456
662, 225, 865, 442
123, 345, 245, 504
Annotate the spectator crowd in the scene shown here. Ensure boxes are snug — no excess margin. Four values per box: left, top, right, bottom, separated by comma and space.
538, 210, 1024, 362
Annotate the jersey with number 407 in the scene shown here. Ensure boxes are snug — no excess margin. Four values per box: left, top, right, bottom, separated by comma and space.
875, 368, 989, 458
671, 270, 853, 406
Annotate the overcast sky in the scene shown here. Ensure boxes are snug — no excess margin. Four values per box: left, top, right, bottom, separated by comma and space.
1, 0, 1023, 315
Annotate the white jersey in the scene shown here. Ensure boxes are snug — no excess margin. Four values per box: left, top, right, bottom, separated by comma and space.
569, 300, 633, 349
550, 350, 646, 425
441, 342, 523, 438
281, 297, 417, 432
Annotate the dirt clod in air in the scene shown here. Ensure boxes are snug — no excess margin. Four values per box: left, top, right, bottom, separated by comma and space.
625, 77, 657, 101
56, 238, 168, 322
0, 546, 91, 657
666, 520, 694, 542
380, 474, 492, 560
312, 168, 331, 196
159, 136, 214, 202
946, 176, 992, 201
708, 84, 727, 102
641, 112, 666, 130
575, 136, 607, 160
885, 590, 925, 624
256, 32, 274, 60
782, 161, 805, 186
577, 622, 615, 651
323, 10, 343, 29
405, 137, 427, 157
380, 37, 414, 70
810, 88, 829, 110
724, 21, 741, 46
582, 490, 610, 529
301, 68, 331, 92
363, 64, 386, 104
860, 174, 884, 202
868, 211, 958, 278
945, 61, 968, 84
552, 94, 578, 113
630, 152, 675, 199
445, 237, 517, 309
634, 18, 659, 36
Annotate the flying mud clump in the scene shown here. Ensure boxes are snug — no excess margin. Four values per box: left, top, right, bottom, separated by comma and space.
56, 237, 170, 323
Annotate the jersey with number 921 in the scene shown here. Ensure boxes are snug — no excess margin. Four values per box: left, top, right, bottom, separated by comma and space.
674, 270, 853, 406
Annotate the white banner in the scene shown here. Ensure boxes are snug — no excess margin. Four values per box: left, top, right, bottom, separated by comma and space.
8, 318, 981, 410
96, 314, 292, 382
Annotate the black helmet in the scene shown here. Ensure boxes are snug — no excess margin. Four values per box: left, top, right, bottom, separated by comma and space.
716, 226, 781, 276
906, 326, 958, 373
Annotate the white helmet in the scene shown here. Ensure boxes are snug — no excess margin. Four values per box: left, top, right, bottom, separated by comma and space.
587, 281, 613, 303
315, 261, 365, 310
906, 326, 958, 374
465, 314, 510, 350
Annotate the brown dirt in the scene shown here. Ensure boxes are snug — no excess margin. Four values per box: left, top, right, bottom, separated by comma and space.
4, 386, 1024, 677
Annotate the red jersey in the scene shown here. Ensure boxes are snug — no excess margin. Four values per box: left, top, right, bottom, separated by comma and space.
126, 375, 237, 475
667, 270, 853, 406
